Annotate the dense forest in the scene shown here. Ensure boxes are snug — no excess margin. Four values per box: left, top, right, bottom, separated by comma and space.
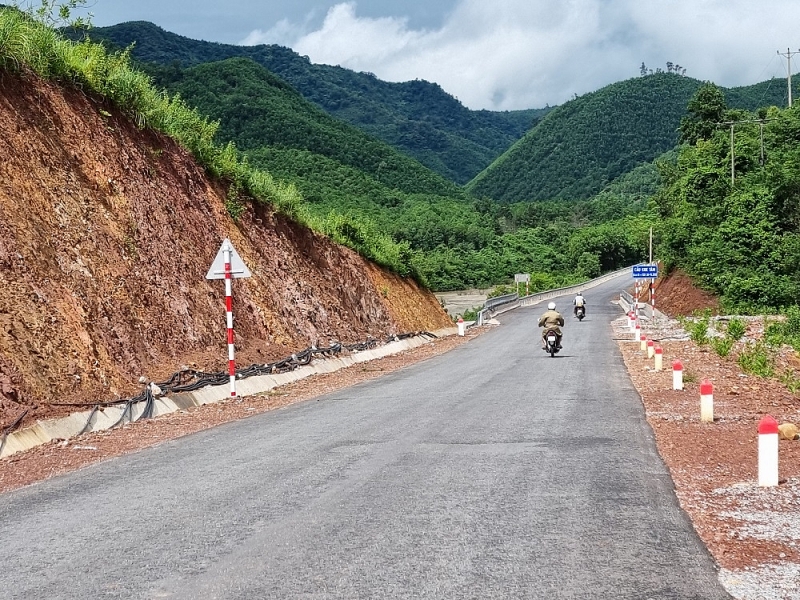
66, 21, 548, 184
469, 72, 800, 203
655, 83, 800, 311
130, 49, 654, 291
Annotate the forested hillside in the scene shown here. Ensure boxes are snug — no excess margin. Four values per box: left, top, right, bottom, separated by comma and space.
67, 21, 547, 184
134, 51, 653, 292
147, 57, 460, 198
655, 83, 800, 311
469, 73, 800, 203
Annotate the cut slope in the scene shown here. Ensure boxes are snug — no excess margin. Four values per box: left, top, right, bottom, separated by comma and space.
0, 71, 452, 430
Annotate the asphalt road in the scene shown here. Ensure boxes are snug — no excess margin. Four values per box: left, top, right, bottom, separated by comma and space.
0, 276, 731, 599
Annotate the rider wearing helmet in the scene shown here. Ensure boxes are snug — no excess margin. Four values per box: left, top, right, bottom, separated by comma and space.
538, 301, 565, 349
573, 291, 586, 317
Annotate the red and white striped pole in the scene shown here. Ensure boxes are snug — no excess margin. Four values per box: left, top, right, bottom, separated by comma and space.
650, 279, 655, 314
223, 242, 236, 397
700, 379, 713, 422
206, 238, 251, 398
758, 415, 779, 487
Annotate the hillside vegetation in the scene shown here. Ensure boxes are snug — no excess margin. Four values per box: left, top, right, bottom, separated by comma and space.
145, 57, 460, 198
67, 21, 548, 184
656, 83, 800, 311
469, 73, 800, 203
131, 45, 654, 291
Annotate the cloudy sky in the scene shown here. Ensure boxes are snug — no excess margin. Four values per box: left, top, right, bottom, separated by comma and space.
71, 0, 800, 111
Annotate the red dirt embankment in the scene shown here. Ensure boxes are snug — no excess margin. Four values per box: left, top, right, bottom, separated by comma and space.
0, 71, 451, 430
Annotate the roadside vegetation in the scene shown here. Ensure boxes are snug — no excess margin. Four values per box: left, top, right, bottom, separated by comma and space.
656, 82, 800, 312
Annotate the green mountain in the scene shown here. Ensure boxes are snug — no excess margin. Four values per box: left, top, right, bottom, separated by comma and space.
468, 73, 800, 203
133, 53, 648, 291
150, 56, 460, 198
67, 21, 548, 184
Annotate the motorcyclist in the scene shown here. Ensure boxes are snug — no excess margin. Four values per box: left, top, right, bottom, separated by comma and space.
538, 301, 564, 350
573, 292, 586, 317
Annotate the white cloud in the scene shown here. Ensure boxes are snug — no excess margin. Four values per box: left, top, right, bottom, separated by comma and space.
242, 0, 800, 110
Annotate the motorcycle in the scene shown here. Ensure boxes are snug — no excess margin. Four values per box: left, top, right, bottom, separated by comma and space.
543, 328, 561, 357
576, 305, 585, 321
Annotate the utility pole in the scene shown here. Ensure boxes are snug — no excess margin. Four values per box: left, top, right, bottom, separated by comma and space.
718, 118, 774, 185
730, 123, 735, 185
777, 48, 800, 107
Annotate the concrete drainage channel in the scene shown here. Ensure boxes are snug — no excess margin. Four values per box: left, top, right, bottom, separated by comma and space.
0, 328, 457, 459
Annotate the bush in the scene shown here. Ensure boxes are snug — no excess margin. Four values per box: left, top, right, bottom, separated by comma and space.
737, 341, 774, 378
688, 317, 709, 345
725, 317, 746, 341
709, 337, 733, 357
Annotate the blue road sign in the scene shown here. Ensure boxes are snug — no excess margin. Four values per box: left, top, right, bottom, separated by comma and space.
632, 264, 658, 279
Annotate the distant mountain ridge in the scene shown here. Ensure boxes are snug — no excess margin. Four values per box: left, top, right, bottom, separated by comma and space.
151, 56, 461, 198
68, 21, 797, 204
469, 73, 799, 202
70, 21, 548, 184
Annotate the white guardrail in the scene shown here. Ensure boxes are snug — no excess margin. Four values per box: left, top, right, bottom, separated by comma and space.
476, 266, 633, 326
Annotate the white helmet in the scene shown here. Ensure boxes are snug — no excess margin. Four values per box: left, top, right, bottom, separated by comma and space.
548, 302, 556, 310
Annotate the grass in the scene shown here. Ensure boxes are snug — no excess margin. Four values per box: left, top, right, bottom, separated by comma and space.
737, 341, 774, 378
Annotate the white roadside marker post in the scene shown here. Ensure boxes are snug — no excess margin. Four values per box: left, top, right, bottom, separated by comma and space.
457, 316, 465, 337
654, 346, 663, 371
758, 415, 780, 487
700, 380, 714, 423
647, 338, 655, 359
206, 238, 252, 398
672, 360, 683, 391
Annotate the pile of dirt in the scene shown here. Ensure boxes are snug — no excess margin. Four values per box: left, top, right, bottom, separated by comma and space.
627, 269, 721, 317
0, 71, 452, 431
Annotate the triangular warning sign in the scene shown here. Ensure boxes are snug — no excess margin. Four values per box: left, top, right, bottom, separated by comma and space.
206, 238, 252, 279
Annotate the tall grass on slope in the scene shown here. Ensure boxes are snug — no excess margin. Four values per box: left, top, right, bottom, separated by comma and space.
0, 7, 419, 280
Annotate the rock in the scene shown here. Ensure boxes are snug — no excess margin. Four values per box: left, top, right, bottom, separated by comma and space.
149, 383, 163, 397
778, 422, 798, 440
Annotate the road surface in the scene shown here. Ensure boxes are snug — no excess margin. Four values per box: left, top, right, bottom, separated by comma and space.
0, 277, 731, 599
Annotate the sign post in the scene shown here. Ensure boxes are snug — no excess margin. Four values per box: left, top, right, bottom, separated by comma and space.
206, 239, 252, 397
514, 273, 530, 297
633, 264, 658, 317
632, 264, 658, 279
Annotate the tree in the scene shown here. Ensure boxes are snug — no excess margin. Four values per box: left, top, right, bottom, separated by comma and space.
679, 83, 727, 145
12, 0, 92, 27
640, 62, 648, 77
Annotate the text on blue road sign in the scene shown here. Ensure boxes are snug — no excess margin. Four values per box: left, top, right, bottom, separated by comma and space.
632, 264, 658, 278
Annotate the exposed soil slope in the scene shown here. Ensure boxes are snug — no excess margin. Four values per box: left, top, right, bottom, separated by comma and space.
0, 71, 451, 431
